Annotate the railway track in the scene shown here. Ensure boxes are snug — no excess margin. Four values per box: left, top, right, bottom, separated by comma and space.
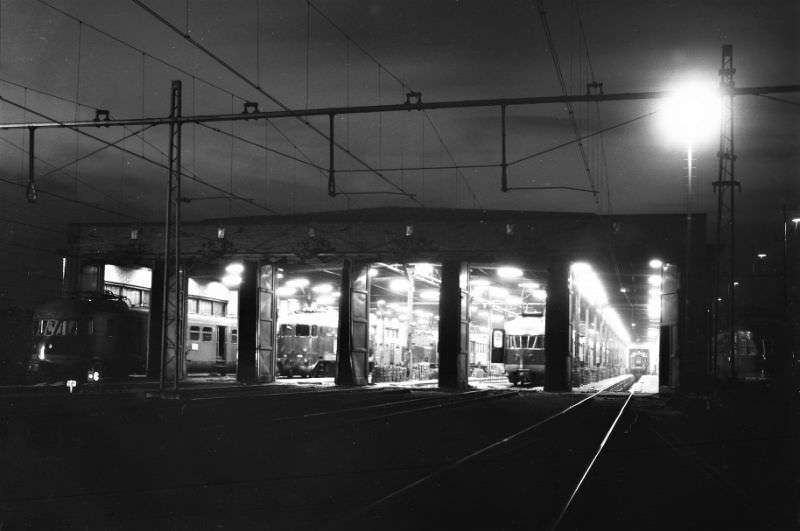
328, 376, 637, 530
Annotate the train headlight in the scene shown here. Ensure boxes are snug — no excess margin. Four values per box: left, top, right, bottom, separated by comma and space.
38, 345, 45, 361
87, 370, 100, 382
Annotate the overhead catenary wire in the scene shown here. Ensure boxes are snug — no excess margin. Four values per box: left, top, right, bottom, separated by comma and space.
33, 0, 328, 200
131, 0, 422, 206
306, 0, 482, 208
0, 94, 281, 215
535, 0, 599, 206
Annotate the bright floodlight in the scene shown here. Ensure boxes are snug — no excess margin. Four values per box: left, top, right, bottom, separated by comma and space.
792, 217, 800, 224
659, 80, 721, 146
649, 259, 663, 269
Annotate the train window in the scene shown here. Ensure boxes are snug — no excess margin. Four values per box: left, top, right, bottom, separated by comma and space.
212, 301, 227, 317
311, 325, 318, 337
187, 298, 199, 315
189, 326, 200, 340
279, 324, 294, 336
122, 287, 141, 306
202, 327, 213, 341
199, 300, 213, 316
231, 329, 238, 343
295, 324, 310, 337
141, 290, 150, 308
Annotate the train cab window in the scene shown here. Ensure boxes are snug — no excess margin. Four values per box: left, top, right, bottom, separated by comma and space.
189, 326, 200, 340
202, 327, 213, 341
231, 329, 238, 343
295, 324, 310, 337
279, 324, 294, 337
310, 325, 318, 337
199, 300, 213, 316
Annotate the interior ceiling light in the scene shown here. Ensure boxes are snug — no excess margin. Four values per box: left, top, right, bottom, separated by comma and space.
389, 278, 410, 292
276, 286, 296, 297
311, 283, 333, 294
225, 263, 244, 275
497, 266, 523, 279
420, 289, 439, 301
222, 274, 242, 287
286, 278, 310, 288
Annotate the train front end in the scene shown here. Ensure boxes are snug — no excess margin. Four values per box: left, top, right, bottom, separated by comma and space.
28, 298, 92, 383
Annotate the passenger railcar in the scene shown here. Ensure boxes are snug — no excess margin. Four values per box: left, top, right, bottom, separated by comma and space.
277, 310, 338, 377
185, 313, 238, 375
628, 348, 649, 381
502, 315, 546, 385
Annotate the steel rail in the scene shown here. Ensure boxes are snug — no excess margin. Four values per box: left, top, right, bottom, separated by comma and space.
339, 377, 635, 526
548, 388, 635, 531
1, 85, 797, 130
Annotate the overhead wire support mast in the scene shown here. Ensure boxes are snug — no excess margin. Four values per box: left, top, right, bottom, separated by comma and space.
712, 44, 739, 381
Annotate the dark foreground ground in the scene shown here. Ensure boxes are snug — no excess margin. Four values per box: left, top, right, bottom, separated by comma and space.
0, 378, 796, 530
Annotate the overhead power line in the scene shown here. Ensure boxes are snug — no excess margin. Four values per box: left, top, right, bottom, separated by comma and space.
131, 0, 422, 205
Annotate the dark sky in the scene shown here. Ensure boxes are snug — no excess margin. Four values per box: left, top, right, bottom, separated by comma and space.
0, 0, 798, 307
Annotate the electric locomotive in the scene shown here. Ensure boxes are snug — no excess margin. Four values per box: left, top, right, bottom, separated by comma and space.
502, 314, 546, 385
628, 348, 649, 381
28, 291, 147, 383
277, 309, 338, 377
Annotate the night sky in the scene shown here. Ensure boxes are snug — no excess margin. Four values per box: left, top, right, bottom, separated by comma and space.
0, 0, 797, 307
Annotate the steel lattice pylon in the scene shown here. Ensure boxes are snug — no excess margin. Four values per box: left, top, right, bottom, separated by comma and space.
712, 45, 740, 380
160, 80, 185, 391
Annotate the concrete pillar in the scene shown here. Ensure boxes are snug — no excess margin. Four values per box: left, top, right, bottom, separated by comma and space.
438, 260, 469, 390
545, 256, 571, 392
335, 260, 370, 386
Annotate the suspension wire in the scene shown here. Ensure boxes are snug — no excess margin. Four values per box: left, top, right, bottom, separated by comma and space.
73, 21, 83, 197
229, 94, 234, 218
510, 110, 657, 166
196, 122, 325, 171
575, 0, 610, 214
307, 0, 481, 208
40, 124, 158, 180
0, 173, 146, 222
2, 132, 160, 217
131, 0, 420, 204
305, 0, 310, 109
535, 0, 599, 206
0, 94, 280, 214
255, 0, 260, 88
36, 0, 322, 197
759, 94, 800, 107
0, 76, 96, 111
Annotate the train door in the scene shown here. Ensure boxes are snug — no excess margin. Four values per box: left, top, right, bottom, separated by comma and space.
217, 325, 226, 363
